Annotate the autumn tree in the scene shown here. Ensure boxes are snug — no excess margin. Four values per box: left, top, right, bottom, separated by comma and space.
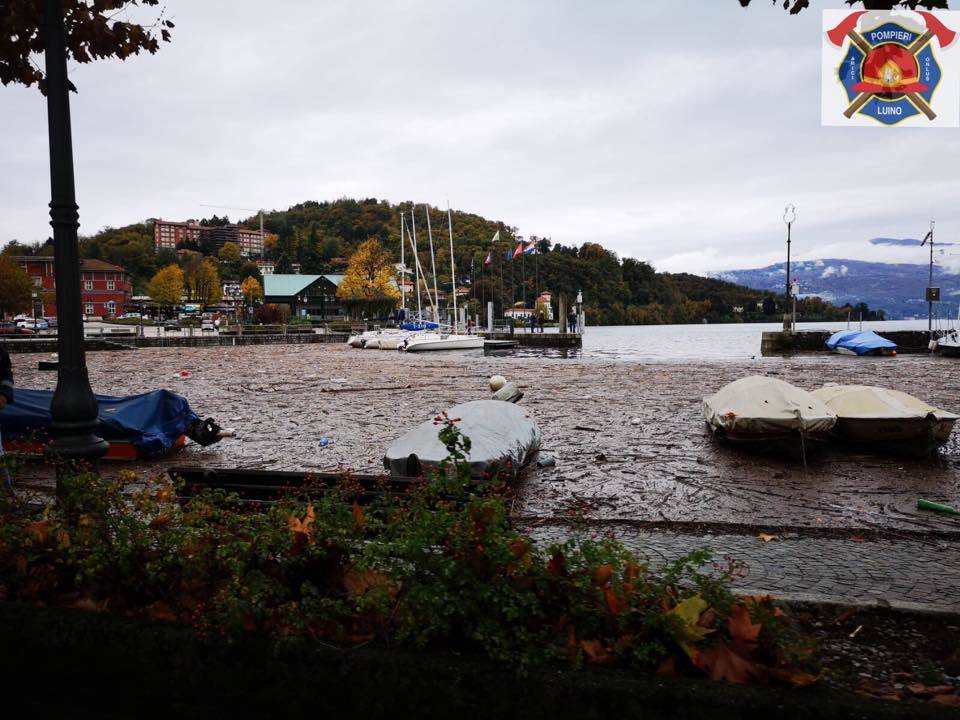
1, 1, 174, 91
147, 263, 184, 310
188, 258, 222, 307
0, 255, 33, 318
240, 276, 263, 304
336, 237, 400, 318
218, 241, 242, 263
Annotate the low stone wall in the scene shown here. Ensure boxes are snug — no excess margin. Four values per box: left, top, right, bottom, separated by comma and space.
0, 602, 945, 719
761, 330, 936, 356
2, 333, 351, 353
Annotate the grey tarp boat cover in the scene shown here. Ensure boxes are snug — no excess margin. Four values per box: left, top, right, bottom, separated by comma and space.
383, 400, 541, 480
702, 376, 836, 440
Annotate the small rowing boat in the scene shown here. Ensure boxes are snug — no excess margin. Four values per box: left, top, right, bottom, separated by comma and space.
811, 384, 958, 455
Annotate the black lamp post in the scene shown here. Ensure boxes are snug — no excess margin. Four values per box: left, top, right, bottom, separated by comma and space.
44, 0, 108, 467
782, 204, 797, 333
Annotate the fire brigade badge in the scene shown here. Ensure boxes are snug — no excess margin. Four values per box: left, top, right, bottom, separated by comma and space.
822, 10, 959, 127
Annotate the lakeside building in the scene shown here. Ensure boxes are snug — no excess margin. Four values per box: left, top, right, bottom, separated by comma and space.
16, 256, 132, 318
503, 292, 554, 322
152, 218, 272, 257
263, 274, 346, 320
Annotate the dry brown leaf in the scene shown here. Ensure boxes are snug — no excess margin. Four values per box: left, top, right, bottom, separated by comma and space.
26, 520, 51, 544
145, 601, 177, 622
580, 639, 617, 666
656, 655, 678, 677
694, 645, 759, 684
351, 501, 365, 531
728, 603, 762, 645
931, 694, 960, 707
757, 532, 779, 542
593, 563, 614, 585
74, 597, 108, 613
344, 566, 397, 599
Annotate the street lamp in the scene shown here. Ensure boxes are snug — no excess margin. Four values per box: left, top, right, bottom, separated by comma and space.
783, 204, 797, 333
43, 0, 108, 469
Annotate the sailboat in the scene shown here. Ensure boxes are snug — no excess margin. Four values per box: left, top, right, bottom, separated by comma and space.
400, 202, 482, 352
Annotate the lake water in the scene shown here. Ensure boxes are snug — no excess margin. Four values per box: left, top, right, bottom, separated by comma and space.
503, 320, 939, 362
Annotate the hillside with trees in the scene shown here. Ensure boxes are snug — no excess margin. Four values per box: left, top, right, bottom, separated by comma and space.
2, 198, 883, 324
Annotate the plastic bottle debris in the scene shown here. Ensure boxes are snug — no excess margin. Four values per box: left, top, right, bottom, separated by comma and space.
318, 438, 331, 447
917, 498, 960, 515
536, 455, 557, 468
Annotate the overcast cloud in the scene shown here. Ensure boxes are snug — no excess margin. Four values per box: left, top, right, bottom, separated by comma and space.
1, 0, 958, 274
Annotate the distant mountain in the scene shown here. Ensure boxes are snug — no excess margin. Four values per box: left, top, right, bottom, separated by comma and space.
710, 258, 960, 320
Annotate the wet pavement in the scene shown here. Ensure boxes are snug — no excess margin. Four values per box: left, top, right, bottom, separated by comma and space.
9, 344, 960, 608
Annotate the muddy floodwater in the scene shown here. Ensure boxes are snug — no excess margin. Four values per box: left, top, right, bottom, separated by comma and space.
11, 343, 960, 535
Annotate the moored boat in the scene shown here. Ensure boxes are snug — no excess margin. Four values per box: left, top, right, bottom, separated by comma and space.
811, 384, 958, 455
825, 330, 897, 356
400, 333, 484, 352
702, 376, 836, 446
383, 399, 540, 480
1, 388, 222, 461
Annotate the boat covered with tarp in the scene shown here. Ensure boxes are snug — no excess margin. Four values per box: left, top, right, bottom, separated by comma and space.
703, 376, 836, 444
811, 384, 957, 454
1, 388, 222, 460
825, 330, 897, 356
383, 399, 540, 480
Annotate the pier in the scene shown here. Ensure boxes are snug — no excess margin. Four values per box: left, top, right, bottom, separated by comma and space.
761, 330, 938, 356
482, 331, 582, 348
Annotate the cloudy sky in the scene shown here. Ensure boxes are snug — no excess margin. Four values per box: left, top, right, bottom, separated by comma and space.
2, 0, 958, 274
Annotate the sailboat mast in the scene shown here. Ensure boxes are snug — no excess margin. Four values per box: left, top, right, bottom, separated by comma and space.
424, 206, 440, 322
410, 209, 422, 320
447, 201, 457, 333
399, 213, 406, 312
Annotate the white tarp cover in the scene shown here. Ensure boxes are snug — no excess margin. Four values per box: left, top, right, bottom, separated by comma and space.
703, 376, 837, 437
812, 385, 959, 421
383, 400, 541, 480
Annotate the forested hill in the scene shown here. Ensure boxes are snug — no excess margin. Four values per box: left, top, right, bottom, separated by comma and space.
245, 198, 873, 324
2, 197, 878, 324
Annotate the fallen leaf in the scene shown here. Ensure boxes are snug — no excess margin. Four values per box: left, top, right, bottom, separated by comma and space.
769, 667, 818, 688
604, 587, 627, 616
593, 563, 614, 586
26, 520, 51, 544
74, 597, 108, 613
548, 549, 567, 577
288, 504, 315, 539
669, 595, 714, 657
344, 566, 397, 599
728, 603, 762, 645
757, 532, 779, 542
931, 694, 960, 707
580, 639, 617, 666
351, 501, 365, 531
694, 645, 759, 684
656, 655, 678, 677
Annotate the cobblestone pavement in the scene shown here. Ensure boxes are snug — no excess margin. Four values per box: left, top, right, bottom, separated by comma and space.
526, 524, 960, 611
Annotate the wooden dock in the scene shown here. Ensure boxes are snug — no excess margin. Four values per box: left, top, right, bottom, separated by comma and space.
482, 332, 582, 348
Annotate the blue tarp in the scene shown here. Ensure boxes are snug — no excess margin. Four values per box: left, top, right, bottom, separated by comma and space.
825, 330, 897, 355
0, 388, 200, 457
400, 321, 439, 331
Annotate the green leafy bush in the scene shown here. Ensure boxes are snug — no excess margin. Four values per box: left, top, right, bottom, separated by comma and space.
0, 420, 814, 685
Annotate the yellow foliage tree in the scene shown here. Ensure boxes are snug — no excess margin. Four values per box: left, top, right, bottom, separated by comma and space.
240, 276, 263, 304
189, 258, 222, 307
147, 264, 184, 308
336, 238, 399, 318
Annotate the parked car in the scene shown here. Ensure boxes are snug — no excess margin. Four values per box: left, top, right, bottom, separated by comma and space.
0, 323, 36, 336
16, 318, 49, 330
163, 320, 181, 332
201, 321, 216, 332
119, 312, 142, 320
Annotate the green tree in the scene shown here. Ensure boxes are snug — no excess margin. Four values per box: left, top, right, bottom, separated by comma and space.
0, 255, 33, 317
218, 241, 242, 263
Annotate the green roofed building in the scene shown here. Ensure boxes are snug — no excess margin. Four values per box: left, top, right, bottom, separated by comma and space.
263, 274, 346, 320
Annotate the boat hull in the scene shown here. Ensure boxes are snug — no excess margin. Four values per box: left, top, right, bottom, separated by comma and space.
401, 335, 484, 352
831, 417, 956, 455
